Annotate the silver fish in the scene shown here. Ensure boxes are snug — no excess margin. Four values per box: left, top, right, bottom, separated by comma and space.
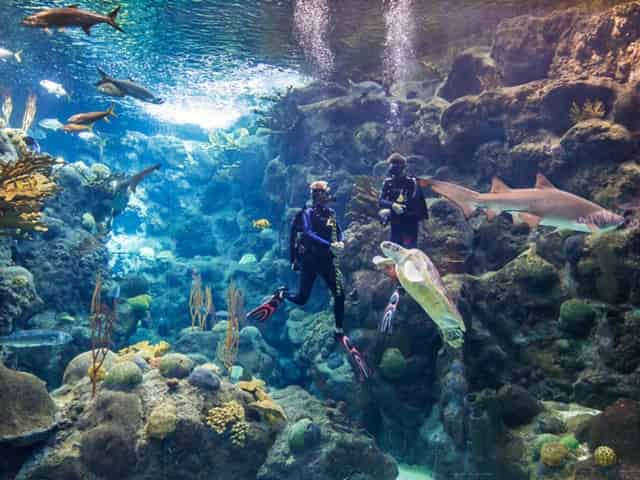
0, 47, 22, 63
39, 118, 64, 131
0, 329, 72, 348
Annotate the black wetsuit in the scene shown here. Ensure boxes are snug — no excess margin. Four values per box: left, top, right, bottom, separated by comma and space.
287, 205, 345, 329
379, 175, 428, 248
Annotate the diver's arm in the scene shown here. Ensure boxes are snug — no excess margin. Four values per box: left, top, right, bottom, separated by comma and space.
302, 210, 331, 247
379, 180, 394, 209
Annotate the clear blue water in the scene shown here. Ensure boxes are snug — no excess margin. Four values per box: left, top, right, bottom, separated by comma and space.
1, 0, 309, 142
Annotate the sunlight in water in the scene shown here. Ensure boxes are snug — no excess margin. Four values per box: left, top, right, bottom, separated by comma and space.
141, 63, 310, 130
293, 0, 334, 77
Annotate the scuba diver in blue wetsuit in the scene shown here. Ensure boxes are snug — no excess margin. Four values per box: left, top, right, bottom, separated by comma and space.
247, 180, 369, 380
377, 153, 429, 333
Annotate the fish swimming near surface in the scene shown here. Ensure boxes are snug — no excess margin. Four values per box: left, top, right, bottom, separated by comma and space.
68, 104, 116, 124
0, 329, 72, 348
39, 118, 64, 131
420, 174, 625, 234
22, 5, 123, 36
40, 80, 69, 98
252, 218, 272, 230
95, 67, 164, 104
0, 47, 22, 63
63, 123, 93, 133
373, 241, 466, 349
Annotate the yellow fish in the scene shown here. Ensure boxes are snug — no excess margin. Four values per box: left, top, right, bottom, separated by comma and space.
252, 219, 271, 230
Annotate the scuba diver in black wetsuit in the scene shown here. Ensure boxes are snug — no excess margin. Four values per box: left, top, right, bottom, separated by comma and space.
377, 153, 429, 333
247, 181, 369, 380
378, 153, 428, 248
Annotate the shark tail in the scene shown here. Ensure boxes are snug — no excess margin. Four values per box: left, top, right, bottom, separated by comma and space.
14, 50, 22, 63
107, 6, 124, 33
421, 178, 479, 219
106, 103, 116, 121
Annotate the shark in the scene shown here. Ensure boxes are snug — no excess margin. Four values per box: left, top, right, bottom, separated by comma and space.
95, 67, 164, 104
419, 174, 625, 234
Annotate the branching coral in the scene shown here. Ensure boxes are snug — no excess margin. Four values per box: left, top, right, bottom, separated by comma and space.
570, 99, 606, 124
217, 282, 243, 370
90, 273, 117, 398
206, 400, 249, 447
189, 272, 214, 330
0, 147, 61, 236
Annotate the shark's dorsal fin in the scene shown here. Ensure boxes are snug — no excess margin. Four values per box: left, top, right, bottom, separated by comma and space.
535, 173, 556, 189
490, 177, 512, 193
65, 4, 80, 8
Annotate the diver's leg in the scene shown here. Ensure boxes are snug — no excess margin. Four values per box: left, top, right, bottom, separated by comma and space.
401, 221, 419, 249
319, 260, 345, 330
286, 262, 317, 306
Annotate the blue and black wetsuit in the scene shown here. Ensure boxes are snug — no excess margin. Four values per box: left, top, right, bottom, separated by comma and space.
288, 205, 345, 329
379, 175, 428, 248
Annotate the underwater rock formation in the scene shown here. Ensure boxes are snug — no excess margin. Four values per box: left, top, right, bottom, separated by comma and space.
0, 362, 57, 477
257, 386, 398, 480
11, 352, 397, 480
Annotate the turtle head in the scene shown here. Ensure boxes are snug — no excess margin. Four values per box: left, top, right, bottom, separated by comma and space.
380, 241, 406, 263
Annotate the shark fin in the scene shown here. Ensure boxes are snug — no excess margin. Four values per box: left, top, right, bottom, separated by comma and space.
424, 178, 478, 219
490, 177, 512, 193
96, 67, 110, 80
514, 212, 541, 228
65, 4, 80, 8
486, 209, 499, 221
535, 173, 556, 189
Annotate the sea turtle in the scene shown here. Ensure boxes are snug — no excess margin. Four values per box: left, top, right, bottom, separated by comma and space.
373, 241, 466, 349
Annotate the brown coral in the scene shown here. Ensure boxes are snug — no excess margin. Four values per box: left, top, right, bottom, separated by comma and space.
0, 146, 61, 236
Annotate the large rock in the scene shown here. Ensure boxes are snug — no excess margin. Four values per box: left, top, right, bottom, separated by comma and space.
590, 398, 640, 465
559, 119, 633, 169
0, 266, 41, 335
550, 2, 640, 82
492, 12, 574, 85
439, 47, 501, 101
0, 363, 56, 446
63, 350, 118, 385
257, 386, 398, 480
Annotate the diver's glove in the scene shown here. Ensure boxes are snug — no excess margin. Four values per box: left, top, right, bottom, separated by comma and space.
392, 202, 406, 215
330, 241, 345, 255
378, 208, 391, 226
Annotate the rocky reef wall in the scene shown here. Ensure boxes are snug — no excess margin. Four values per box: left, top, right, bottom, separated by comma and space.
257, 2, 640, 479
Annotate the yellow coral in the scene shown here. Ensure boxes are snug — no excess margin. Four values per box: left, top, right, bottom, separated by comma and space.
206, 401, 245, 434
87, 365, 106, 382
541, 442, 569, 467
0, 145, 61, 237
238, 379, 267, 396
569, 99, 606, 124
249, 399, 287, 426
230, 421, 249, 447
594, 446, 616, 466
118, 340, 170, 361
